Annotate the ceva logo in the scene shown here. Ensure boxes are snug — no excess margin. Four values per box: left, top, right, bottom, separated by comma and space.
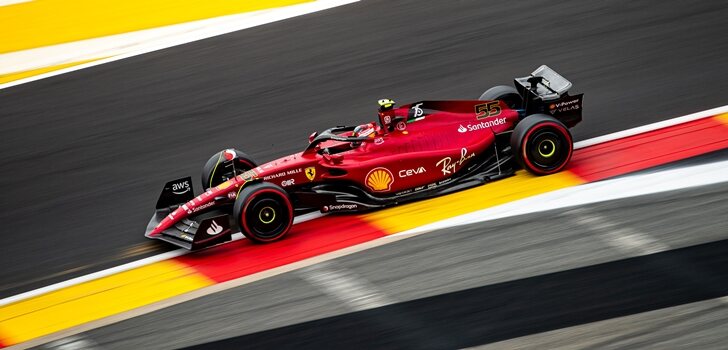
458, 125, 467, 133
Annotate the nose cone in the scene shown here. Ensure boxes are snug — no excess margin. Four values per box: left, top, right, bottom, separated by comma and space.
148, 205, 189, 237
147, 174, 254, 237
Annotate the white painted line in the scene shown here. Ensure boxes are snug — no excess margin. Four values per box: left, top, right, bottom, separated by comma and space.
0, 211, 324, 307
567, 208, 669, 256
396, 159, 728, 238
0, 0, 30, 7
299, 262, 395, 311
0, 104, 725, 308
0, 249, 186, 307
573, 104, 728, 149
42, 335, 100, 350
0, 0, 359, 90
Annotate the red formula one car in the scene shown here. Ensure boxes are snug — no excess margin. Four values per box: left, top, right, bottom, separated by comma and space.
146, 65, 583, 250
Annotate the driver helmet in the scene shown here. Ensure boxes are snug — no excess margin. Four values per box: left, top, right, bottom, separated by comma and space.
378, 98, 396, 111
377, 98, 396, 131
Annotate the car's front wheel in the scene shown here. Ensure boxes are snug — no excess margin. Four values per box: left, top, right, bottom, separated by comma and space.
510, 114, 573, 175
234, 182, 293, 243
201, 148, 257, 190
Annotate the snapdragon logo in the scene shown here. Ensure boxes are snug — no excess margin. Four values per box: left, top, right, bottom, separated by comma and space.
323, 204, 358, 212
458, 117, 507, 133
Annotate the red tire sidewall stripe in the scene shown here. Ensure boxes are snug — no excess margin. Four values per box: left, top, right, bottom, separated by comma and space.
521, 121, 573, 175
240, 187, 294, 242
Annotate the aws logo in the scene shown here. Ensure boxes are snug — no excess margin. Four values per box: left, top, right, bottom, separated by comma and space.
365, 167, 393, 192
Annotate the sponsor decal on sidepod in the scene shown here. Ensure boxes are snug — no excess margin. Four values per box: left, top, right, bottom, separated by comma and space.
365, 167, 394, 192
281, 179, 295, 187
436, 148, 475, 175
323, 203, 358, 212
399, 167, 426, 177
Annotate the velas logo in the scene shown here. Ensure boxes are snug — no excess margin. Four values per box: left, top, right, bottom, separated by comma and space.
551, 99, 579, 109
458, 118, 507, 133
365, 167, 393, 192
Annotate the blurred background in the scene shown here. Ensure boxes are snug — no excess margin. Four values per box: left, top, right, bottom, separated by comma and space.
1, 0, 728, 348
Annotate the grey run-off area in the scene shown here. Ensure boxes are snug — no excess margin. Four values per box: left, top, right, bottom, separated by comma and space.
66, 182, 728, 349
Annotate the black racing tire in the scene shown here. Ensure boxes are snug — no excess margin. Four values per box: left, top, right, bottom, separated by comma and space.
201, 148, 257, 190
233, 182, 293, 243
510, 114, 573, 175
479, 85, 522, 109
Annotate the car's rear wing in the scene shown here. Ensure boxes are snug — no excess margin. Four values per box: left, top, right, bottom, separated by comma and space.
515, 65, 583, 128
515, 65, 572, 101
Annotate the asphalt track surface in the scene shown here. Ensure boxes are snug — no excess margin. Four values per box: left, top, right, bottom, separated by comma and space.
1, 0, 727, 335
62, 182, 728, 349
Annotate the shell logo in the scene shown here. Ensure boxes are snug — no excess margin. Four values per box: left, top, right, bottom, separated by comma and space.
365, 167, 394, 192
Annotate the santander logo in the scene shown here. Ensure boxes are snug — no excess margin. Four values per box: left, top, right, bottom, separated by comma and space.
206, 220, 223, 236
459, 117, 507, 133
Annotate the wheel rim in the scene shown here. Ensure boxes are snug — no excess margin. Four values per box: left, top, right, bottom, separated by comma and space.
258, 206, 276, 224
527, 130, 569, 170
537, 139, 556, 158
245, 195, 288, 239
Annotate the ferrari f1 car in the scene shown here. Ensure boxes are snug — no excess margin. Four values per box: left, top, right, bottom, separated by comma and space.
146, 65, 583, 250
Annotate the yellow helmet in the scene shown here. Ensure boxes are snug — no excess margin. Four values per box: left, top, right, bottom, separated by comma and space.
377, 98, 396, 111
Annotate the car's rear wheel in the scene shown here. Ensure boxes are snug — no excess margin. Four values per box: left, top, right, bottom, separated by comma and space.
201, 148, 257, 190
234, 182, 293, 243
479, 85, 522, 109
511, 114, 573, 175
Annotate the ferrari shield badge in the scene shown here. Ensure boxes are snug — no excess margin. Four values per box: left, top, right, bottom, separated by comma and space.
305, 167, 316, 181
